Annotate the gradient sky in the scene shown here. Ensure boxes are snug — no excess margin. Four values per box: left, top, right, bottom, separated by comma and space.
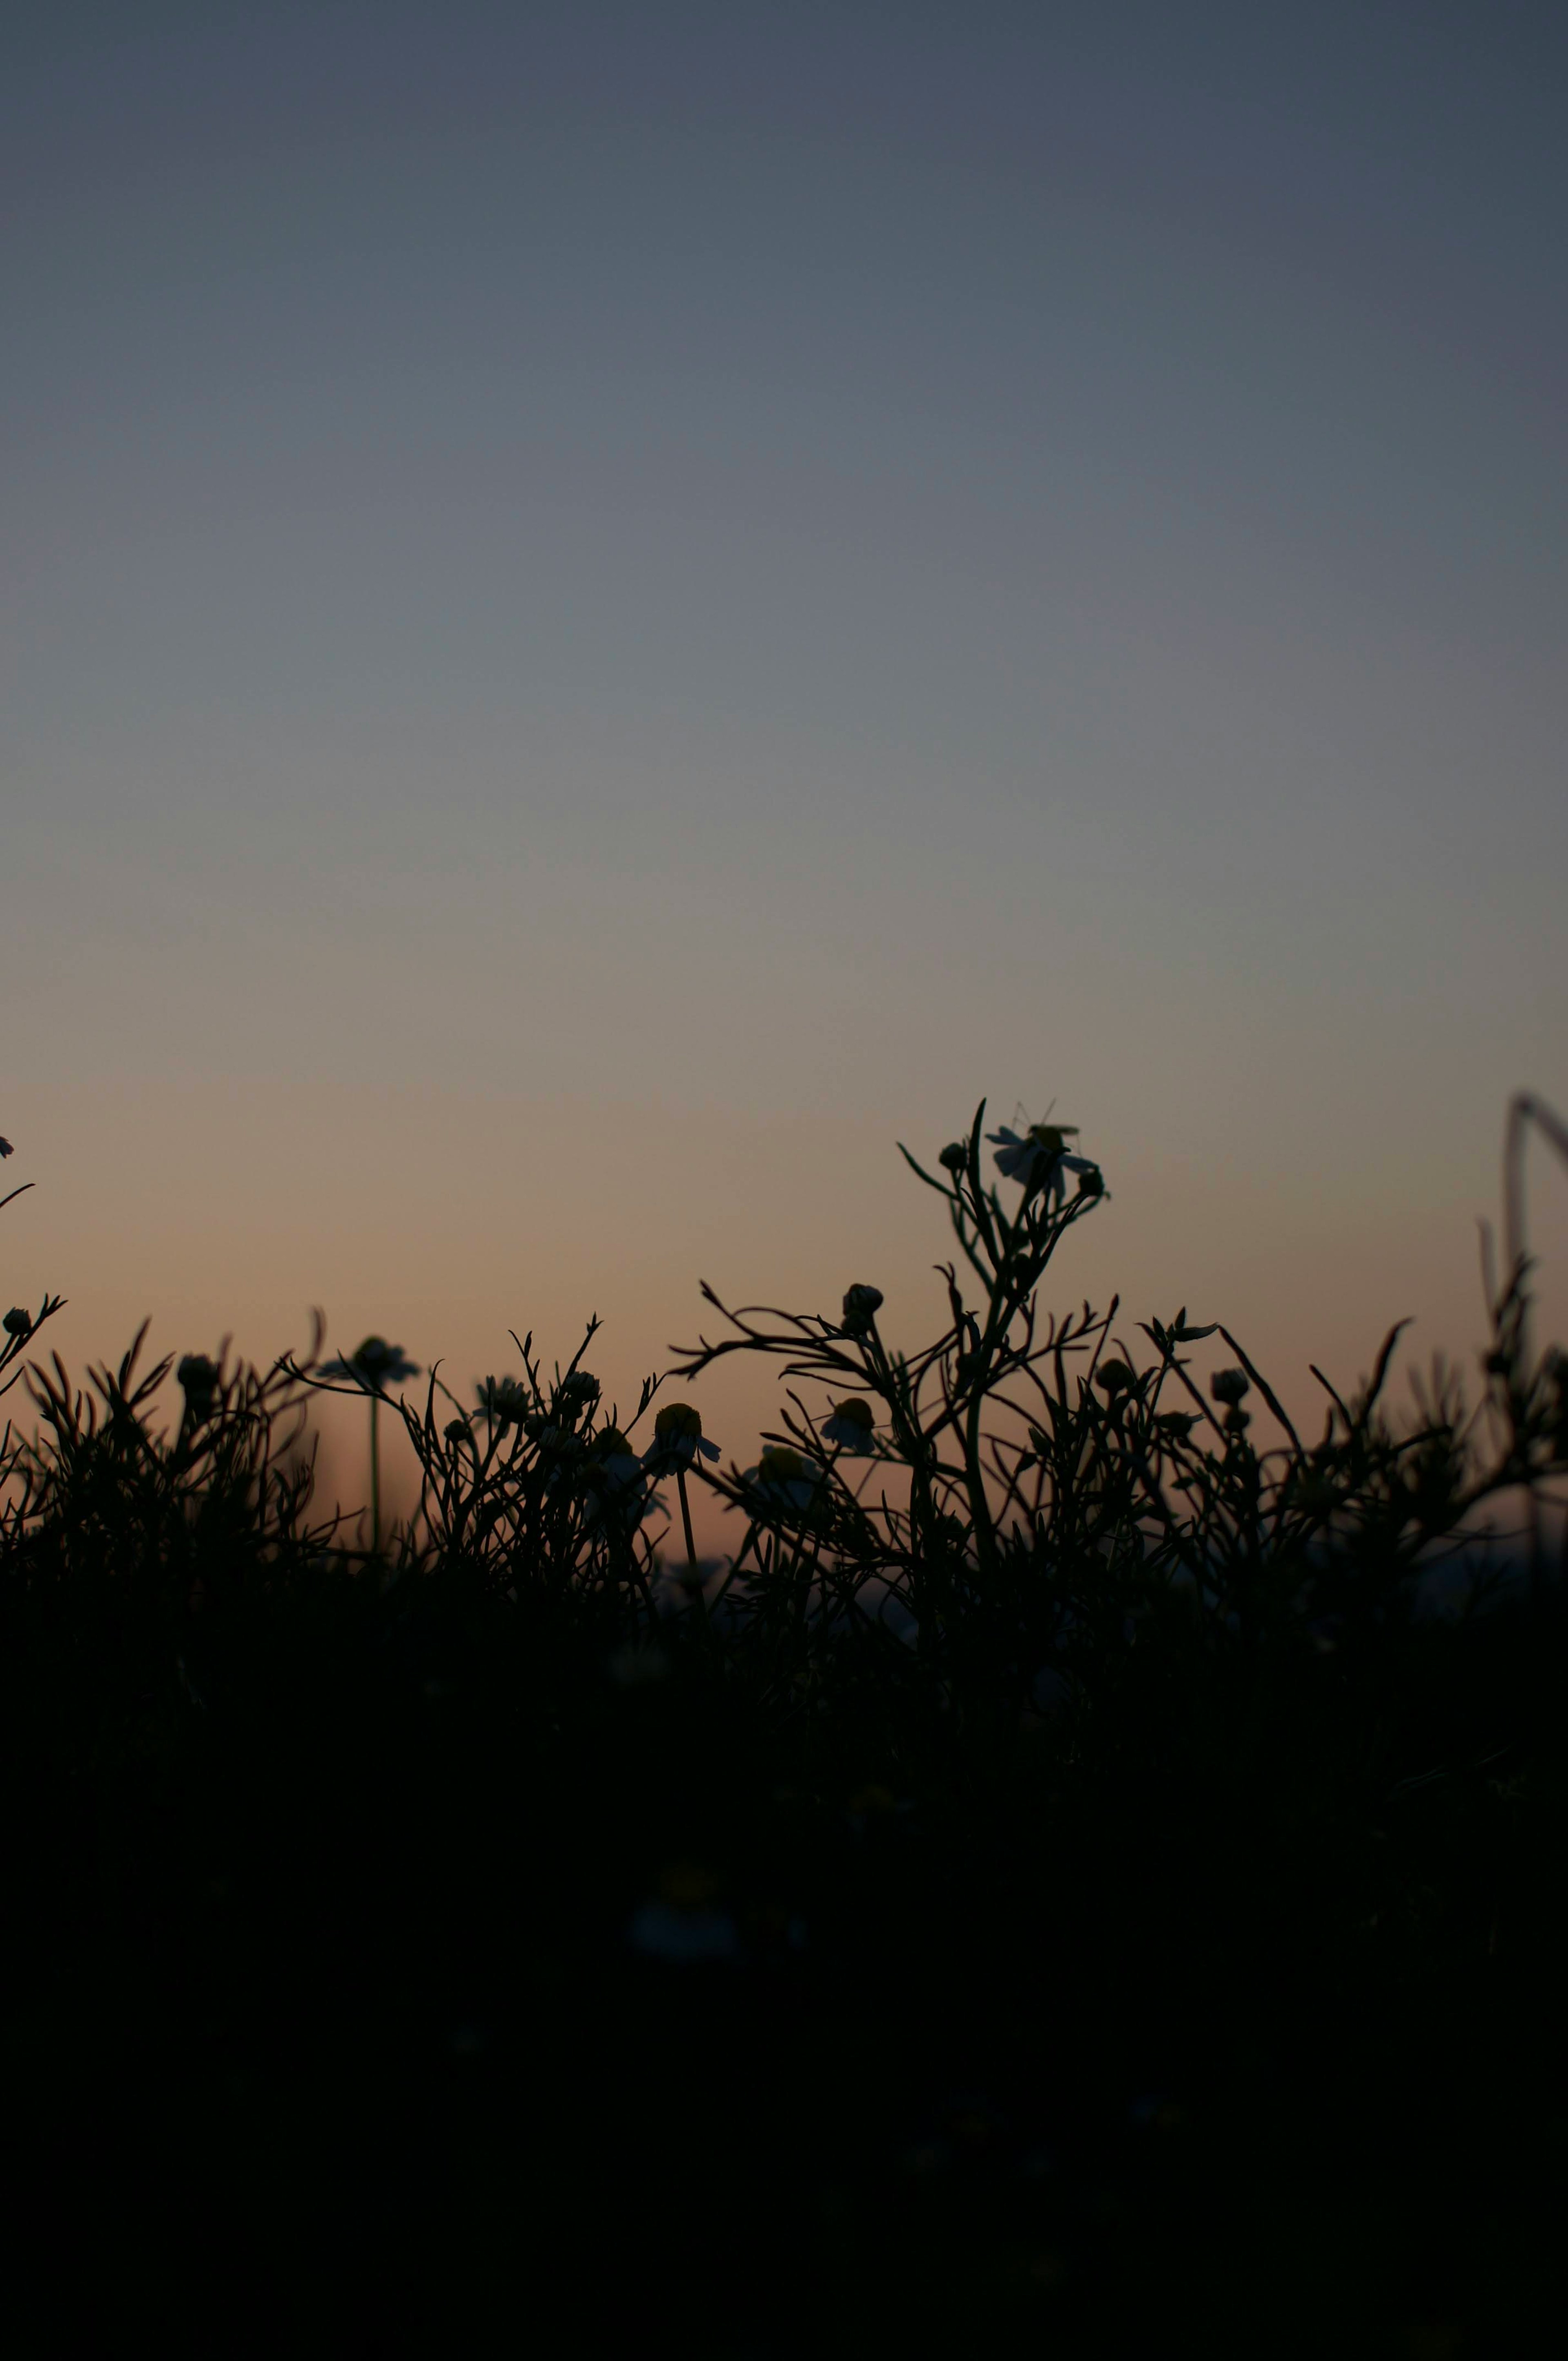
4, 1, 1564, 1541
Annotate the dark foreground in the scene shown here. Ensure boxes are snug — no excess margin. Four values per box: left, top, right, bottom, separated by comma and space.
4, 1562, 1564, 2360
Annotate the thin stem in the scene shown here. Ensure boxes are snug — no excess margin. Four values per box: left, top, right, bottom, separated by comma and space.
370, 1395, 381, 1558
676, 1466, 703, 1608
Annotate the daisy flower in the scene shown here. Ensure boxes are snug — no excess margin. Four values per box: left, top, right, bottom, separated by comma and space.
821, 1397, 877, 1454
320, 1335, 419, 1393
986, 1120, 1100, 1205
474, 1375, 530, 1430
745, 1445, 826, 1515
588, 1426, 646, 1490
555, 1370, 601, 1422
641, 1402, 721, 1476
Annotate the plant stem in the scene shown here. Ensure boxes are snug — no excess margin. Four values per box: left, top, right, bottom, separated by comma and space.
676, 1466, 703, 1609
370, 1395, 381, 1558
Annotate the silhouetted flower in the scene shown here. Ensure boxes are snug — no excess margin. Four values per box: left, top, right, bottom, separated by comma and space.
321, 1335, 419, 1393
822, 1397, 876, 1452
583, 1427, 654, 1527
628, 1864, 742, 1965
745, 1445, 826, 1515
987, 1121, 1098, 1203
474, 1375, 530, 1429
4, 1306, 33, 1340
555, 1370, 600, 1421
588, 1426, 644, 1489
627, 1898, 742, 1966
642, 1402, 720, 1475
938, 1142, 968, 1174
1211, 1368, 1250, 1408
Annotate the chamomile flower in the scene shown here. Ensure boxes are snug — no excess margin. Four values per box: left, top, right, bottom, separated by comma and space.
986, 1120, 1100, 1206
555, 1370, 601, 1422
474, 1375, 530, 1430
745, 1445, 826, 1515
642, 1402, 721, 1477
583, 1428, 655, 1530
320, 1335, 420, 1393
589, 1426, 645, 1489
822, 1397, 877, 1453
316, 1334, 418, 1558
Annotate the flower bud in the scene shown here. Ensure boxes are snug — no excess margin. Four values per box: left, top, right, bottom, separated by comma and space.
178, 1352, 220, 1403
1211, 1368, 1250, 1407
3, 1306, 33, 1340
938, 1142, 968, 1174
841, 1284, 884, 1336
557, 1371, 601, 1420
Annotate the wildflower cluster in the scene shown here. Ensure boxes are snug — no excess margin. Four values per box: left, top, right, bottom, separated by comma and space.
2, 1093, 1564, 1731
668, 1098, 1568, 1711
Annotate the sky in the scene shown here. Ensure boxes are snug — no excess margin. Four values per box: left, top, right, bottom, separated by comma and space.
4, 0, 1565, 1544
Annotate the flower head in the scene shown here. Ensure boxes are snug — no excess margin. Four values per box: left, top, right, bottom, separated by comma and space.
587, 1426, 646, 1490
1211, 1368, 1250, 1408
321, 1335, 419, 1393
583, 1427, 655, 1528
4, 1306, 33, 1341
555, 1370, 601, 1422
746, 1445, 826, 1515
822, 1396, 877, 1453
987, 1120, 1099, 1205
642, 1401, 721, 1476
938, 1142, 968, 1174
474, 1375, 530, 1430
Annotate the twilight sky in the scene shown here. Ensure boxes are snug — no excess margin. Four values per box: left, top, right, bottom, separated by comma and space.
4, 0, 1564, 1539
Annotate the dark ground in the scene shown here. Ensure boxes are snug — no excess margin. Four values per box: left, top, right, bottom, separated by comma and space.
4, 1566, 1565, 2357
